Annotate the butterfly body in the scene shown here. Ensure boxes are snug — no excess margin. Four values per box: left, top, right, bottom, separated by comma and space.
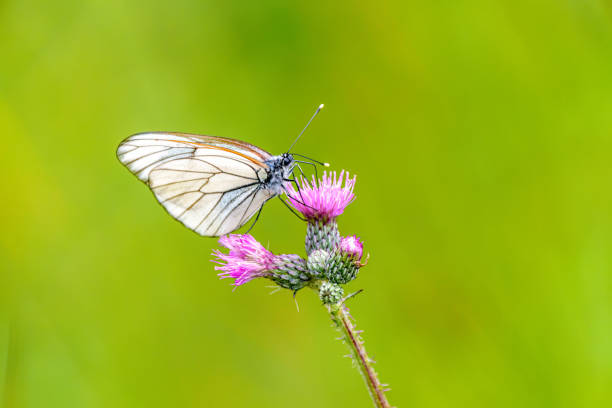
263, 153, 295, 195
117, 132, 296, 237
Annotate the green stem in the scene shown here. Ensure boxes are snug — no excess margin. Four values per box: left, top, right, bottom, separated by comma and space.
328, 304, 392, 408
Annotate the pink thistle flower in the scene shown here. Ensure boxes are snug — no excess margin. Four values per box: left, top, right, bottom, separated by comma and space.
286, 170, 356, 221
340, 235, 363, 260
212, 234, 311, 289
212, 234, 276, 286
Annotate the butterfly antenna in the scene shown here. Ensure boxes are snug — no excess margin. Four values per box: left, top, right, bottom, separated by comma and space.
287, 104, 324, 152
293, 154, 330, 167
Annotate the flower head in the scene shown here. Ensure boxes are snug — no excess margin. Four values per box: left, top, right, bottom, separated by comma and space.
286, 170, 356, 221
340, 235, 363, 260
212, 234, 312, 290
212, 234, 276, 286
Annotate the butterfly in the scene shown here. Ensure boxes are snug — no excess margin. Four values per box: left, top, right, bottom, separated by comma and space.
116, 104, 327, 237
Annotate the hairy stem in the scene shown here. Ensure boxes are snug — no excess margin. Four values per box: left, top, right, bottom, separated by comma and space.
328, 304, 392, 408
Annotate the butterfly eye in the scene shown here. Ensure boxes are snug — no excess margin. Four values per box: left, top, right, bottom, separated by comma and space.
283, 155, 293, 166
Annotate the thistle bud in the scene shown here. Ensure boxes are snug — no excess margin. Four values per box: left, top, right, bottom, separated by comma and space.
324, 251, 359, 284
339, 235, 363, 260
307, 249, 330, 277
319, 281, 344, 304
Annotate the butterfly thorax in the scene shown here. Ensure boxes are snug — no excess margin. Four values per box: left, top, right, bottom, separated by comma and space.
263, 153, 294, 195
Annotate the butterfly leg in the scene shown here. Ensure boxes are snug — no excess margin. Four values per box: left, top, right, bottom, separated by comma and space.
284, 178, 316, 210
245, 201, 265, 234
294, 162, 320, 185
285, 177, 307, 204
294, 160, 319, 180
278, 196, 307, 221
294, 163, 308, 179
293, 163, 306, 179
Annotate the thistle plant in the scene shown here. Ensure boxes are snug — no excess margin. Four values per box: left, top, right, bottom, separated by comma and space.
212, 171, 392, 408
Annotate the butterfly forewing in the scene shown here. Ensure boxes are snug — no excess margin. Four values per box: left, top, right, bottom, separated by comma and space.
117, 132, 275, 237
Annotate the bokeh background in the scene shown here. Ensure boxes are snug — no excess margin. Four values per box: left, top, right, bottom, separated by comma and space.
1, 0, 612, 407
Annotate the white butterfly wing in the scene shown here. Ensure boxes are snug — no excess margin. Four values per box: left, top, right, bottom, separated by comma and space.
117, 132, 275, 237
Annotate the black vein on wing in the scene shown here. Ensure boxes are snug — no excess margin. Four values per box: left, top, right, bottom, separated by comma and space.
195, 184, 258, 235
190, 155, 261, 181
212, 185, 261, 236
239, 189, 272, 226
158, 189, 204, 204
178, 192, 221, 220
150, 176, 211, 189
134, 153, 194, 177
194, 155, 261, 178
152, 168, 215, 175
239, 188, 261, 226
117, 145, 138, 154
121, 146, 175, 166
122, 142, 194, 149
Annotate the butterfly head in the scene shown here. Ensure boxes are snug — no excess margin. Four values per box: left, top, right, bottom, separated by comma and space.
279, 153, 295, 179
281, 152, 294, 168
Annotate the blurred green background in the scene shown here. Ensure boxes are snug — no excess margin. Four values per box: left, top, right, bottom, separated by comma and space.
1, 0, 612, 407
